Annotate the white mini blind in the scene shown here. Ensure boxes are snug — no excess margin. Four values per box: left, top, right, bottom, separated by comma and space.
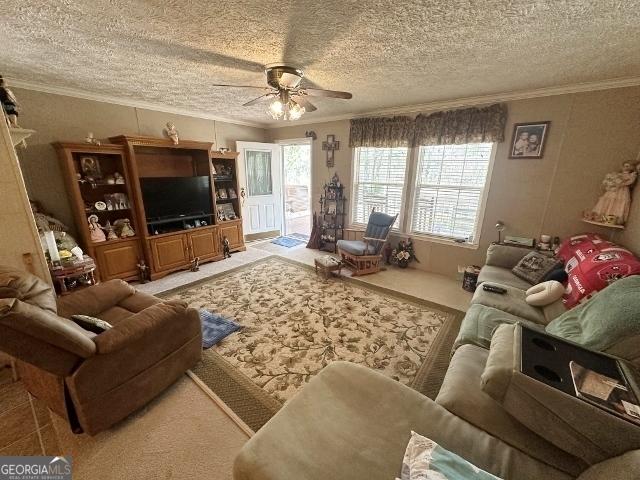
411, 143, 494, 242
352, 147, 408, 226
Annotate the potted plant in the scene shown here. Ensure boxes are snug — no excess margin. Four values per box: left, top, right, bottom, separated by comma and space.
391, 238, 419, 268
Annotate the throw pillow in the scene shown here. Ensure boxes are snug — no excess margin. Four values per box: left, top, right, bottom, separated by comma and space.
511, 252, 563, 285
199, 309, 242, 349
398, 431, 502, 480
70, 314, 113, 334
525, 280, 565, 307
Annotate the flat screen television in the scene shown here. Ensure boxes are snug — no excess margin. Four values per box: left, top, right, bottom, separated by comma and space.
140, 176, 212, 221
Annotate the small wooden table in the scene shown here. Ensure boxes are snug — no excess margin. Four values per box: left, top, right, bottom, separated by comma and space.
50, 256, 97, 295
314, 255, 343, 280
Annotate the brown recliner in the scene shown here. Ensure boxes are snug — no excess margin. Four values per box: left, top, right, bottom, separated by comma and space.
0, 266, 202, 435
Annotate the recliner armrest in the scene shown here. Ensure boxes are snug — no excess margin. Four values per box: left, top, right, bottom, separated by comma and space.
57, 279, 136, 318
93, 300, 191, 354
485, 244, 532, 269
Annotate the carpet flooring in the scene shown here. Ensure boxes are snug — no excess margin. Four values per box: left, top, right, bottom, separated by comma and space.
162, 257, 464, 430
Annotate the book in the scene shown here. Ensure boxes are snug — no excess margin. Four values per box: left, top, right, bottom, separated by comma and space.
569, 361, 640, 425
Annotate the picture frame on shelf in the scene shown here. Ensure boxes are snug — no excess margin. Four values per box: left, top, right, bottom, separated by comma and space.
217, 188, 228, 200
80, 156, 101, 180
228, 187, 237, 199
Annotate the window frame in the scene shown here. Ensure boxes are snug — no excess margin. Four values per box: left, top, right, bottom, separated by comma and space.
349, 143, 497, 249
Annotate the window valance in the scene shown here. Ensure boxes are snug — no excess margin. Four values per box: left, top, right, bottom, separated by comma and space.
413, 103, 507, 146
349, 116, 414, 148
348, 103, 507, 148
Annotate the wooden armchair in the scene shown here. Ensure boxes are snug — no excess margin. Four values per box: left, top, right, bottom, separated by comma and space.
337, 212, 398, 276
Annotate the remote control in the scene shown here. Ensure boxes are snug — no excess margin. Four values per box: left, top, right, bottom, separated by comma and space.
482, 284, 507, 294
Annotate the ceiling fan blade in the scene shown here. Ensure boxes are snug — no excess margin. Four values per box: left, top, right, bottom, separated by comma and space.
299, 88, 352, 99
292, 95, 317, 112
242, 93, 277, 107
210, 84, 273, 91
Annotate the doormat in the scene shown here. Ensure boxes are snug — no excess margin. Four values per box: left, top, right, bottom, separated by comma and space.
271, 236, 306, 247
199, 310, 242, 349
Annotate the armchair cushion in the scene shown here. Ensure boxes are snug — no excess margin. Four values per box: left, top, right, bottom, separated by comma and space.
484, 244, 532, 269
0, 297, 96, 358
336, 239, 377, 256
57, 279, 136, 318
0, 265, 57, 313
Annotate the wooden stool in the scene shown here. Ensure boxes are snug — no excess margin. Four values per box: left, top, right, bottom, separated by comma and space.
314, 255, 343, 280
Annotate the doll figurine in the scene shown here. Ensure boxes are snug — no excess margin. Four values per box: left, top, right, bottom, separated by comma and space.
137, 259, 150, 283
590, 161, 638, 225
164, 122, 179, 145
116, 218, 135, 238
104, 221, 118, 241
88, 215, 106, 243
223, 236, 231, 258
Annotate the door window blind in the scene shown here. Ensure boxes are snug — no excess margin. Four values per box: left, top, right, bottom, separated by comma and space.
411, 143, 493, 242
352, 147, 408, 226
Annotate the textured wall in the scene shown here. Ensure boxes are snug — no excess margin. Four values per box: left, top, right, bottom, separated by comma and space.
269, 86, 640, 277
14, 88, 267, 234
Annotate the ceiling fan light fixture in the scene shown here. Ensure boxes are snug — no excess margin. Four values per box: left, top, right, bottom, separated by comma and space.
287, 101, 305, 121
267, 98, 285, 119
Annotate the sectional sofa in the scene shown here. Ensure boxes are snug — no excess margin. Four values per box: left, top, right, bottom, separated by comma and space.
234, 244, 640, 480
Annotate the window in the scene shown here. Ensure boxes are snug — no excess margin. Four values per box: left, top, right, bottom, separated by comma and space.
351, 143, 494, 246
351, 147, 408, 225
411, 143, 493, 243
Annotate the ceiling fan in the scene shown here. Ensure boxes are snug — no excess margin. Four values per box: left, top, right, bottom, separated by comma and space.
209, 64, 352, 121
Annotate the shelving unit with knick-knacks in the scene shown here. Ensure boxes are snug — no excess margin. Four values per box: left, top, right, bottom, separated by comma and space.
54, 142, 144, 282
319, 173, 347, 253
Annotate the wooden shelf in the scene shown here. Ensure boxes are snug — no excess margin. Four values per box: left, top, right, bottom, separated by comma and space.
582, 219, 625, 230
91, 236, 139, 247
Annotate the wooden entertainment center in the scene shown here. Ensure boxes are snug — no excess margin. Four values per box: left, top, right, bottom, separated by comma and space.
55, 135, 245, 282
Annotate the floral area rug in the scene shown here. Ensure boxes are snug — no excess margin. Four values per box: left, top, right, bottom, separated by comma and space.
164, 257, 463, 404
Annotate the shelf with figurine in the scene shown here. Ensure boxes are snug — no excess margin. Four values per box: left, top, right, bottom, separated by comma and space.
318, 173, 347, 253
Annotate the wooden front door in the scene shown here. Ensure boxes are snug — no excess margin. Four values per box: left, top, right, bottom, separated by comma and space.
149, 233, 189, 273
94, 240, 142, 281
188, 227, 219, 261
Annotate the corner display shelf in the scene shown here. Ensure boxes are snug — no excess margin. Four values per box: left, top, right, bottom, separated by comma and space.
319, 183, 347, 253
9, 127, 36, 147
581, 219, 625, 230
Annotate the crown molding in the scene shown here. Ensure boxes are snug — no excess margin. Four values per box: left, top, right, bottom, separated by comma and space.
266, 75, 640, 128
7, 78, 269, 129
8, 75, 640, 131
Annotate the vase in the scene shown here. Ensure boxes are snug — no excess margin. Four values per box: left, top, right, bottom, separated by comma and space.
397, 259, 409, 269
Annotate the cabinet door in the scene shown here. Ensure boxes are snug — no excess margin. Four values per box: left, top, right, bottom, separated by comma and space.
188, 227, 220, 261
219, 220, 244, 249
149, 234, 189, 272
94, 240, 142, 281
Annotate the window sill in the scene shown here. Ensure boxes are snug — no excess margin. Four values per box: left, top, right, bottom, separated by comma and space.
347, 225, 480, 250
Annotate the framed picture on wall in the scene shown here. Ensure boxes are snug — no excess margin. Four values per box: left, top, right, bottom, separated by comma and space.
509, 121, 550, 159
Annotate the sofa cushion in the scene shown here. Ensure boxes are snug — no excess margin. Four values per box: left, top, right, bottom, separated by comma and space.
576, 450, 640, 480
477, 265, 532, 290
336, 239, 377, 256
453, 304, 539, 351
546, 275, 640, 365
234, 361, 575, 480
512, 252, 562, 285
471, 283, 547, 324
484, 244, 532, 269
437, 343, 585, 477
70, 314, 113, 334
0, 266, 57, 314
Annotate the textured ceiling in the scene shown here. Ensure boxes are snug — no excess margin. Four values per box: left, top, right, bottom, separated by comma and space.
2, 1, 640, 126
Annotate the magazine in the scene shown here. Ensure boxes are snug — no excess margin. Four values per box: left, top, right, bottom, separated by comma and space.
569, 361, 640, 425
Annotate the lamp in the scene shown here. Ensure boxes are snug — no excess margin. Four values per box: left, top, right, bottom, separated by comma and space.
495, 221, 506, 244
267, 91, 306, 121
44, 230, 60, 265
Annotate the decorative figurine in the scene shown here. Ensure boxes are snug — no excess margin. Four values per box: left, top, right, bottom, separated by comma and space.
137, 259, 150, 283
88, 215, 106, 243
113, 172, 125, 184
223, 236, 231, 258
104, 220, 118, 241
0, 76, 20, 127
85, 132, 101, 146
190, 256, 200, 272
164, 122, 179, 145
589, 161, 638, 225
115, 218, 135, 238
